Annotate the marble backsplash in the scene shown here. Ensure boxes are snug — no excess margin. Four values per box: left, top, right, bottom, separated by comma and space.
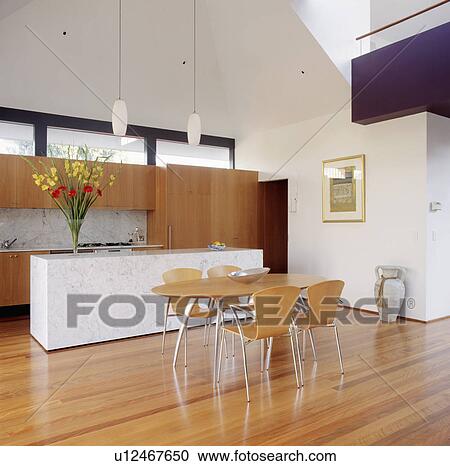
0, 208, 147, 249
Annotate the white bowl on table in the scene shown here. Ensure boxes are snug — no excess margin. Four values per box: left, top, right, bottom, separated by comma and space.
227, 267, 270, 284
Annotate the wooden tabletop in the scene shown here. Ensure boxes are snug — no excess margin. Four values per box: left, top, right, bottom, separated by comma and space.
151, 273, 326, 298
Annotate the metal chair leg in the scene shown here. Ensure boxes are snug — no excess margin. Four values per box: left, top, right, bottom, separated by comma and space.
334, 324, 344, 374
260, 339, 265, 372
161, 300, 170, 355
184, 318, 188, 367
240, 336, 250, 402
302, 328, 306, 361
203, 318, 207, 346
231, 307, 250, 402
173, 316, 188, 368
294, 329, 304, 387
231, 313, 236, 357
265, 337, 273, 371
308, 329, 317, 361
289, 327, 301, 388
207, 317, 212, 345
217, 328, 225, 383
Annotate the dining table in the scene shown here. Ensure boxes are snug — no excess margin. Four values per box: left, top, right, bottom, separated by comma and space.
152, 273, 325, 384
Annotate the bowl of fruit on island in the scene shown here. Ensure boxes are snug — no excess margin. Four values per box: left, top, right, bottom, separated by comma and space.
208, 241, 226, 251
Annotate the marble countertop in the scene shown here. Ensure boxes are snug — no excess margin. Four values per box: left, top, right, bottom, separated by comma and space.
32, 247, 260, 261
0, 244, 164, 253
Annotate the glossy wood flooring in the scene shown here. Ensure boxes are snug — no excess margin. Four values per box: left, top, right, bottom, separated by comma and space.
0, 312, 449, 446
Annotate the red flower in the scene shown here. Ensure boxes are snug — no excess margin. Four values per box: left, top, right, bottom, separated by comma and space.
96, 189, 102, 197
57, 185, 67, 191
83, 185, 93, 193
68, 189, 77, 198
51, 189, 61, 199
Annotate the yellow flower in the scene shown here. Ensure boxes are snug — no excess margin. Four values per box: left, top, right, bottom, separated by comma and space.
41, 185, 49, 191
64, 160, 70, 172
48, 179, 56, 187
50, 167, 57, 177
93, 181, 100, 188
110, 174, 116, 181
32, 174, 39, 180
34, 179, 41, 186
109, 181, 114, 187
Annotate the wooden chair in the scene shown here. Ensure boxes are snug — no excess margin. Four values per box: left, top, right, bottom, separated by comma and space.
207, 265, 242, 353
218, 286, 303, 402
296, 280, 345, 374
161, 268, 216, 367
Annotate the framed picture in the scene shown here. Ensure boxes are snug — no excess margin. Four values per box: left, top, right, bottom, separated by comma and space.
322, 154, 365, 223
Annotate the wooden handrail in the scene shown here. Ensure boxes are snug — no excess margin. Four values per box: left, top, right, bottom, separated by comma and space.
356, 0, 450, 40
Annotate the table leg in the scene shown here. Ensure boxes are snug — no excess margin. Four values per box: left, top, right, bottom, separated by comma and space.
213, 298, 223, 385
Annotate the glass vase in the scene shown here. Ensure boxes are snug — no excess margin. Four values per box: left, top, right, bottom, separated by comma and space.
68, 218, 84, 254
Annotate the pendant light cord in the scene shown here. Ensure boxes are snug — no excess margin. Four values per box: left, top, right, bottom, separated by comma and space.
118, 0, 122, 100
193, 0, 197, 113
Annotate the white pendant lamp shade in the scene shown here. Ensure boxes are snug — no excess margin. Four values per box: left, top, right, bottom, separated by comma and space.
112, 98, 128, 136
187, 112, 201, 146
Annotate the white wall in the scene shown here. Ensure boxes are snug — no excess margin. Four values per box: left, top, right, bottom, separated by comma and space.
291, 0, 371, 83
426, 113, 450, 321
236, 108, 429, 320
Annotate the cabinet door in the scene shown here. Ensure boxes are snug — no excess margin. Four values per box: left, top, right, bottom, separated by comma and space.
0, 155, 18, 207
103, 163, 133, 209
16, 252, 33, 305
132, 165, 156, 210
210, 169, 258, 248
166, 165, 258, 249
0, 253, 16, 306
231, 170, 258, 248
167, 164, 212, 249
15, 156, 54, 209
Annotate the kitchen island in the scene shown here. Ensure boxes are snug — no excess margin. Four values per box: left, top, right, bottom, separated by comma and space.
30, 248, 263, 350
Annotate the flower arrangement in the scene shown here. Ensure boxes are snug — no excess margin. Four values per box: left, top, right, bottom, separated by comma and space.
24, 146, 119, 253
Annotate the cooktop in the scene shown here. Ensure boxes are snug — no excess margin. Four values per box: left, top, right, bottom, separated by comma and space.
78, 242, 132, 248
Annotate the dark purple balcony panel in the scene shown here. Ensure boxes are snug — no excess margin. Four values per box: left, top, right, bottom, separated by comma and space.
352, 21, 450, 125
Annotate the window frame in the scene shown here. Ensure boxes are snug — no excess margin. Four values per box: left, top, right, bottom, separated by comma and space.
0, 106, 235, 168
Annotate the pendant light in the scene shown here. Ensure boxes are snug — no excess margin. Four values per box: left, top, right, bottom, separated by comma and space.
112, 0, 128, 136
187, 0, 201, 145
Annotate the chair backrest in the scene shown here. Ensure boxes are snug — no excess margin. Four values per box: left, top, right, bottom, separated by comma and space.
306, 280, 345, 326
162, 268, 202, 315
162, 268, 202, 284
252, 286, 301, 339
207, 265, 241, 278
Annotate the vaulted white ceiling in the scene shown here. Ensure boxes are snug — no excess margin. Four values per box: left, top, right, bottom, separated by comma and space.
0, 0, 349, 138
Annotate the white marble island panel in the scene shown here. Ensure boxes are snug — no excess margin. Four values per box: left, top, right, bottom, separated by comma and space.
30, 248, 263, 350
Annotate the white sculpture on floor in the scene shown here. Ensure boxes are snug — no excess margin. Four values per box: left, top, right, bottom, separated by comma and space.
374, 266, 406, 323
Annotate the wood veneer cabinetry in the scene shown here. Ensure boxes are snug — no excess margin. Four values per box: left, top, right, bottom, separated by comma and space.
0, 251, 48, 306
15, 156, 54, 208
165, 165, 258, 249
0, 155, 17, 208
103, 163, 156, 210
0, 154, 156, 210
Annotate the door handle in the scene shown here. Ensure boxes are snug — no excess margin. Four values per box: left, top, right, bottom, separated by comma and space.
168, 225, 172, 250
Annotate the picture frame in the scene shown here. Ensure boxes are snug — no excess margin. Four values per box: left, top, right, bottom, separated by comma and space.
322, 154, 366, 223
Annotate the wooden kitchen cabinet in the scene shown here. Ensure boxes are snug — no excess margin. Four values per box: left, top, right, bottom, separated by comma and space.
0, 154, 156, 210
166, 164, 258, 249
15, 156, 54, 208
0, 251, 48, 306
167, 165, 213, 249
0, 155, 17, 207
101, 163, 156, 210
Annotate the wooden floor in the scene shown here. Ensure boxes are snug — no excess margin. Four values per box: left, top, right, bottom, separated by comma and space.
0, 312, 449, 446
